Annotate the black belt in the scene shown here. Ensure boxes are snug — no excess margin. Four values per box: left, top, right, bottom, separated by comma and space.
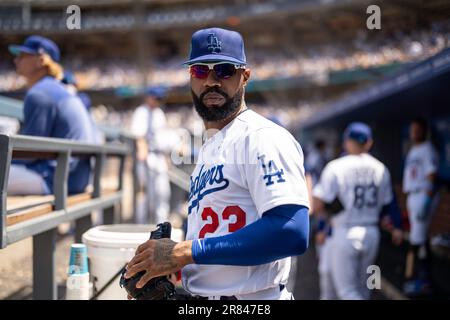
198, 284, 285, 300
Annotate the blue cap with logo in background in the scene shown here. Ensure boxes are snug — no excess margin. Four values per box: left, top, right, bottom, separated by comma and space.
343, 122, 372, 144
8, 35, 60, 62
184, 27, 246, 65
145, 86, 167, 100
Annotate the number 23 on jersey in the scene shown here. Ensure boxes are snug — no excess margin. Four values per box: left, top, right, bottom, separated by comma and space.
199, 206, 246, 238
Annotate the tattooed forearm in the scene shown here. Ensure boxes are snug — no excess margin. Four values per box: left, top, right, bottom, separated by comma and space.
153, 239, 179, 274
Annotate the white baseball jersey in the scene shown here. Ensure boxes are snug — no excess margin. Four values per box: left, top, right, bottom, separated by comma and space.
130, 105, 179, 173
181, 109, 309, 297
130, 105, 176, 154
402, 141, 438, 193
313, 153, 393, 229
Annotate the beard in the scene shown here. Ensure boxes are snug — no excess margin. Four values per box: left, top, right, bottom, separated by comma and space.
191, 87, 243, 122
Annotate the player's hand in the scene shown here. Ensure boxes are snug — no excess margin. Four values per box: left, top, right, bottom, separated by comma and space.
315, 231, 327, 245
124, 239, 193, 289
124, 238, 178, 288
380, 215, 391, 230
391, 229, 403, 246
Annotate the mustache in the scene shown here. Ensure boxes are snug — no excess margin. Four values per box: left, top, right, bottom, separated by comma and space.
191, 86, 243, 122
198, 87, 229, 101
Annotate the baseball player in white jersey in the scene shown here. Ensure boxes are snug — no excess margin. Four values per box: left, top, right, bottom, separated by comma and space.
131, 87, 172, 225
402, 118, 439, 296
313, 122, 403, 299
124, 27, 310, 300
304, 141, 333, 300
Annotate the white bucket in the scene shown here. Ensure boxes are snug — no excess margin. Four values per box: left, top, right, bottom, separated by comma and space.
82, 224, 184, 300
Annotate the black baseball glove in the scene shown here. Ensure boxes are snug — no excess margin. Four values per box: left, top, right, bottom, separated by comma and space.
119, 222, 176, 300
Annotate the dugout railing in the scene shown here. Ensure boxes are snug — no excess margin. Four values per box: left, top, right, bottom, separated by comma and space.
0, 133, 129, 299
0, 95, 141, 219
0, 94, 192, 221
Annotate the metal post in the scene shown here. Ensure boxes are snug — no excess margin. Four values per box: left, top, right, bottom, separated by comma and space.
131, 139, 139, 222
73, 153, 103, 241
33, 228, 57, 300
74, 153, 104, 241
103, 205, 115, 225
54, 152, 69, 210
118, 154, 125, 192
74, 215, 91, 243
33, 151, 69, 300
93, 153, 116, 225
116, 202, 123, 224
0, 135, 12, 248
117, 154, 126, 223
93, 153, 105, 198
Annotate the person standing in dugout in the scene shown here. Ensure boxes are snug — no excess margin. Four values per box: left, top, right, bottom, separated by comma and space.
124, 27, 310, 300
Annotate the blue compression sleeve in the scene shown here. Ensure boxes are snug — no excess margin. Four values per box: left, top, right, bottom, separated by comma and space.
192, 204, 309, 266
316, 217, 327, 231
380, 196, 402, 229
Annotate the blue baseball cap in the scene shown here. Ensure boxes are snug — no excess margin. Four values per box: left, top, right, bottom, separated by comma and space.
343, 122, 372, 144
8, 35, 60, 62
145, 86, 167, 100
184, 27, 246, 65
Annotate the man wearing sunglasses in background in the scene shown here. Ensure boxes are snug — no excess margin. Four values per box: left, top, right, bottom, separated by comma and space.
7, 35, 96, 196
124, 27, 310, 300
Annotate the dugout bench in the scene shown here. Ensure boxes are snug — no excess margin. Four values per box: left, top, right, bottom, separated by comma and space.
0, 133, 129, 299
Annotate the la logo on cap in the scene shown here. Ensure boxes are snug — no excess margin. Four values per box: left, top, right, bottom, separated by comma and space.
207, 33, 222, 53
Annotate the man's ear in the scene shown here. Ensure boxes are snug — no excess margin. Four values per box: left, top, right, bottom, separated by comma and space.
36, 55, 46, 68
365, 139, 374, 152
243, 68, 251, 85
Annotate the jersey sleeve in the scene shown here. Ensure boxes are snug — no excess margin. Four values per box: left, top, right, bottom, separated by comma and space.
423, 144, 438, 176
312, 162, 339, 204
402, 157, 408, 193
380, 167, 394, 206
239, 127, 310, 216
130, 106, 148, 137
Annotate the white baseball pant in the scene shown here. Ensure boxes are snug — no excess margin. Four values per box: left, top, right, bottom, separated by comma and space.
329, 226, 380, 300
406, 190, 439, 245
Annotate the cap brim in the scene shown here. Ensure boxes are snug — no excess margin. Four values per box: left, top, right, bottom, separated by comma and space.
183, 54, 246, 66
8, 45, 37, 56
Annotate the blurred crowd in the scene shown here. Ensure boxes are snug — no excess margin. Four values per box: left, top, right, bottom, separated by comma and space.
1, 29, 449, 300
91, 102, 301, 137
250, 28, 448, 79
1, 26, 448, 92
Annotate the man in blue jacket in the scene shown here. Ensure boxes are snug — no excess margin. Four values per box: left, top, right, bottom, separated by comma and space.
7, 35, 96, 195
